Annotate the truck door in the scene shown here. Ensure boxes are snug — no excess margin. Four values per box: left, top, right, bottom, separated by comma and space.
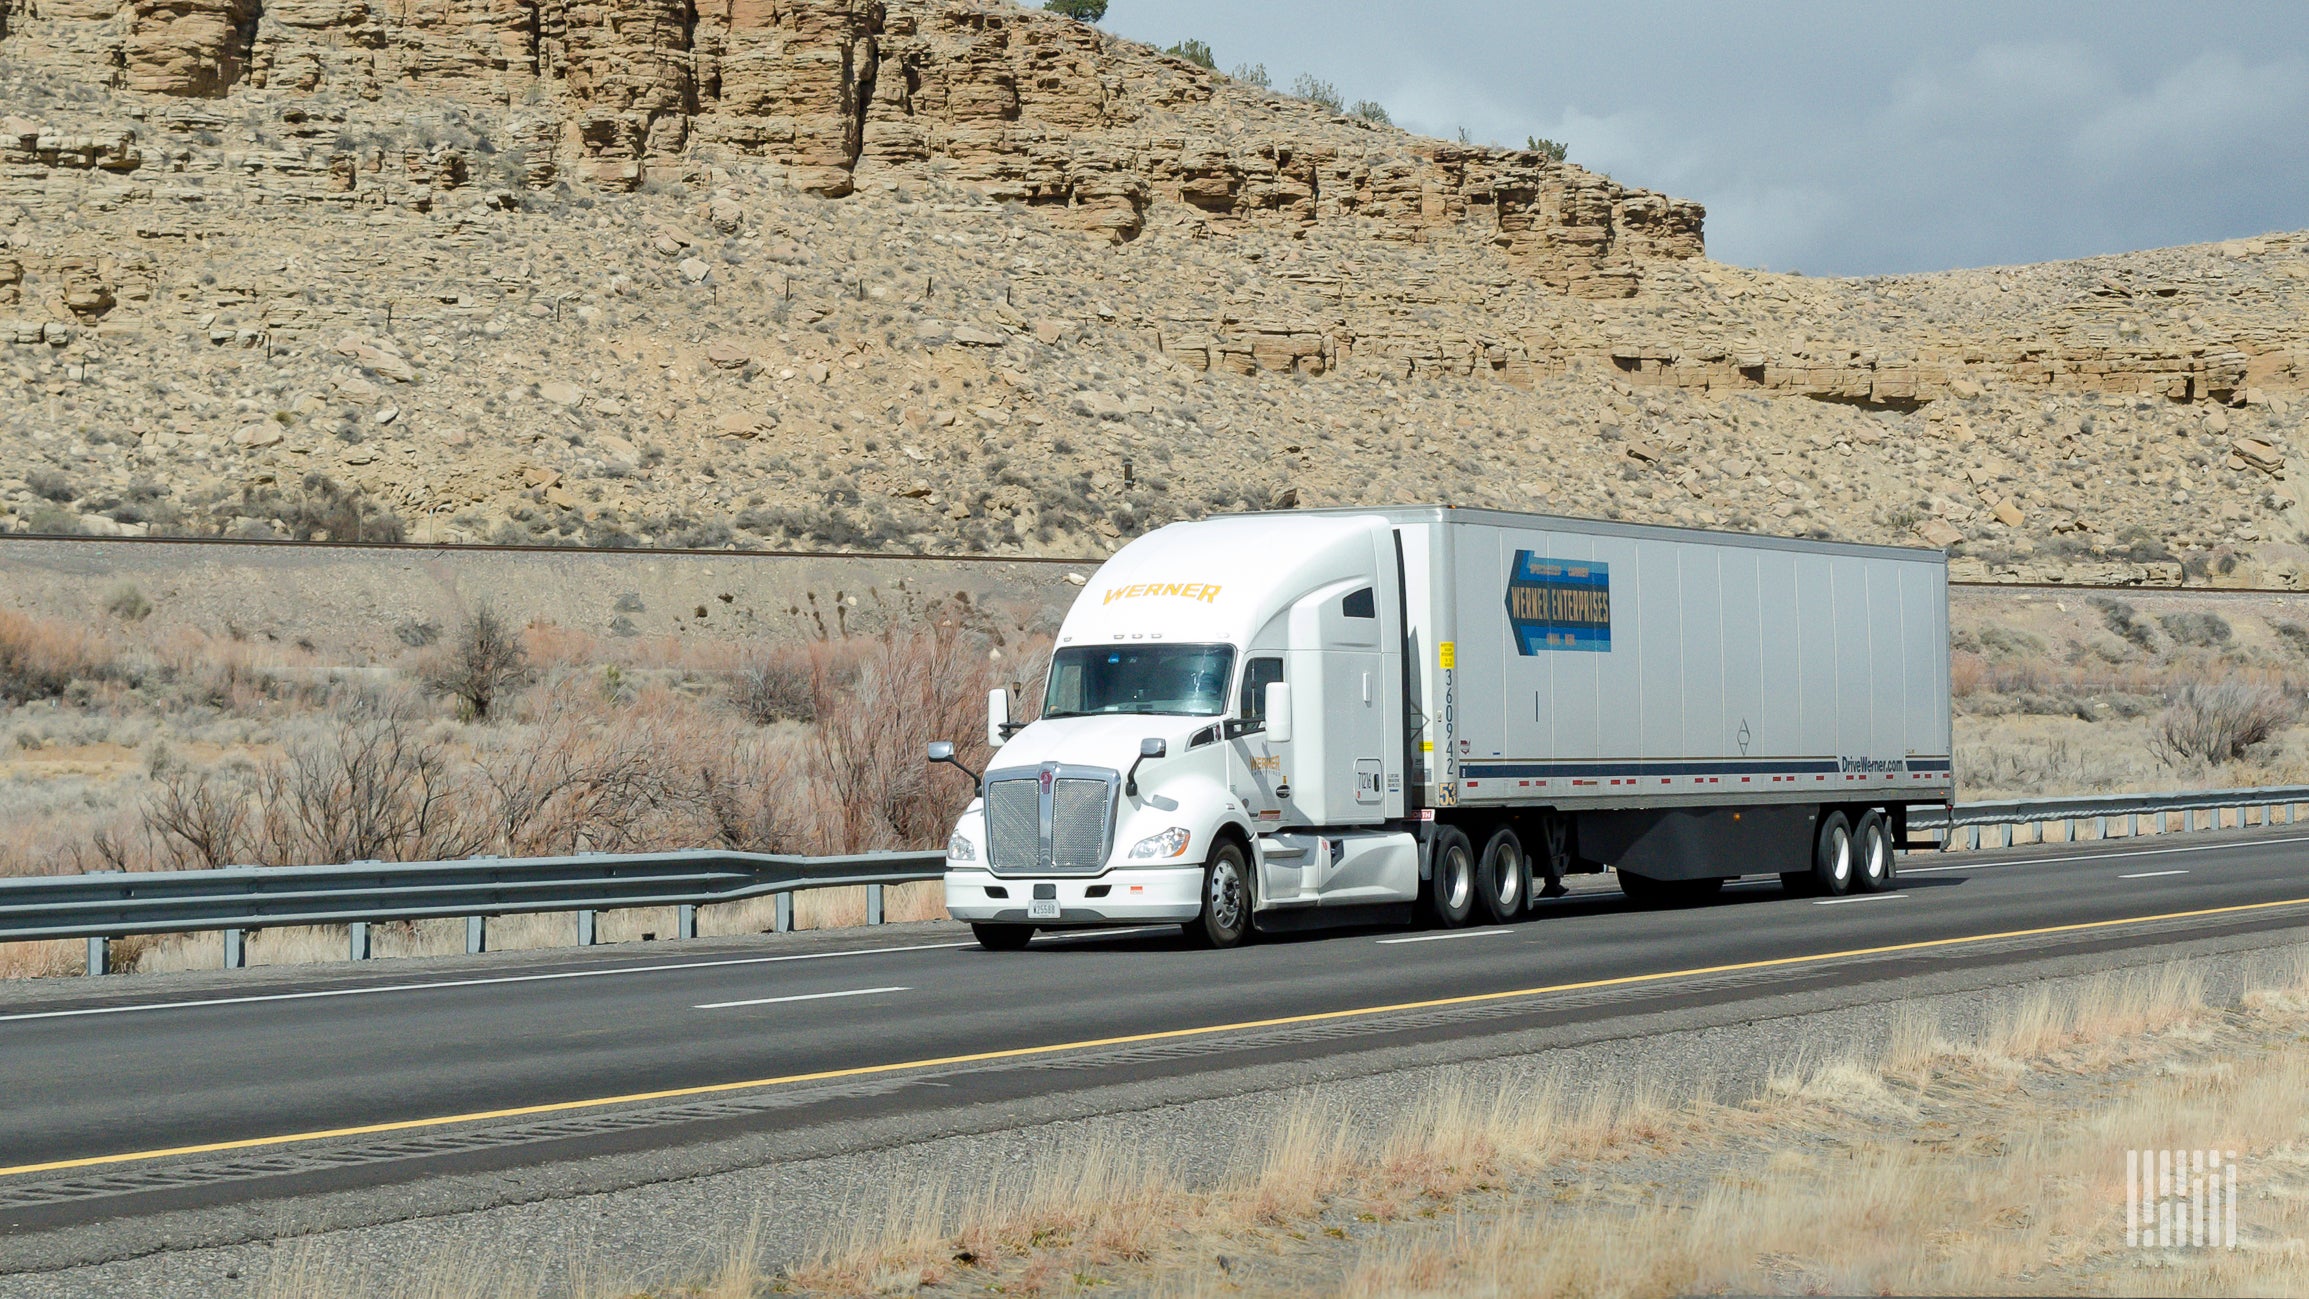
1333, 586, 1387, 817
1229, 655, 1287, 833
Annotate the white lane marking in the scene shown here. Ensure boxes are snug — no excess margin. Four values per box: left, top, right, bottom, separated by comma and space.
1377, 928, 1515, 945
695, 985, 909, 1011
1901, 833, 2309, 876
1030, 926, 1170, 945
0, 941, 974, 1025
2120, 869, 2191, 880
1814, 893, 1907, 905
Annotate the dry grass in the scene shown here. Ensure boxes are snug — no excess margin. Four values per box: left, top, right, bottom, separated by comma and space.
0, 607, 115, 703
773, 962, 2309, 1298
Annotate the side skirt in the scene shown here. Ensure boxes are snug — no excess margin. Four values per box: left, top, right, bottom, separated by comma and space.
1253, 902, 1417, 934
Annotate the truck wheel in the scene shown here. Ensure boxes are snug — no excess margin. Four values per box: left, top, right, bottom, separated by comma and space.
1425, 827, 1477, 927
1853, 810, 1895, 892
1476, 827, 1527, 924
972, 923, 1034, 951
1810, 811, 1855, 897
1185, 839, 1253, 948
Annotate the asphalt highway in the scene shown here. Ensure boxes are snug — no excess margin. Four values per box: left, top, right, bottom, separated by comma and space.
6, 828, 2309, 1238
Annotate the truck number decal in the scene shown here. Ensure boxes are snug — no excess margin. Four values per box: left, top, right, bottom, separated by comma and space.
1505, 552, 1612, 654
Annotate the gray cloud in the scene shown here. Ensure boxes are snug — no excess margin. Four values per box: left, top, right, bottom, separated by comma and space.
1102, 2, 2309, 275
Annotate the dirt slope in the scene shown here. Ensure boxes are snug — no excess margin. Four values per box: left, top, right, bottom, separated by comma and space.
2, 0, 2306, 583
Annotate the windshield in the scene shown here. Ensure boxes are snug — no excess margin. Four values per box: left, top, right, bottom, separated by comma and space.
1043, 644, 1236, 719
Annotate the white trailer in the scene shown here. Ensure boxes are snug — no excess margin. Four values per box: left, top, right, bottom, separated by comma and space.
935, 507, 1952, 949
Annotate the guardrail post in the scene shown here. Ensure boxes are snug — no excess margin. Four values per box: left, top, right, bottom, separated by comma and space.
2291, 803, 2299, 825
577, 909, 596, 947
774, 892, 792, 934
2062, 818, 2074, 843
1968, 825, 1980, 851
2129, 812, 2140, 838
224, 928, 246, 969
86, 936, 108, 976
867, 884, 884, 926
677, 904, 697, 940
2001, 822, 2013, 849
467, 915, 486, 954
350, 922, 370, 961
2094, 815, 2107, 840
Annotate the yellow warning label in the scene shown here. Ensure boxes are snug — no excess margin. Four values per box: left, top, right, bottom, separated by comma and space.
1438, 641, 1456, 669
1420, 740, 1435, 752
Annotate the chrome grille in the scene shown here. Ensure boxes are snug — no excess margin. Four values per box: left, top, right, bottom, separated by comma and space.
1050, 778, 1114, 872
985, 778, 1042, 871
980, 764, 1121, 876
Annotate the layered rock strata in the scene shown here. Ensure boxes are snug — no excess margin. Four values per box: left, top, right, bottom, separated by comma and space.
0, 0, 1701, 293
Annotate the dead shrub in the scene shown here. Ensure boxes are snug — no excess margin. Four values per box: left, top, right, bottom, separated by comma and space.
474, 685, 719, 856
419, 604, 534, 721
807, 626, 1042, 852
733, 646, 821, 724
0, 608, 112, 702
2150, 677, 2297, 766
1948, 649, 1984, 697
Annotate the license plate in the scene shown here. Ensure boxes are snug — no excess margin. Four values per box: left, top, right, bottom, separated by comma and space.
1028, 898, 1061, 921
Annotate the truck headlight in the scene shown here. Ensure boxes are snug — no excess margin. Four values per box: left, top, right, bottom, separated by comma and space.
1129, 827, 1192, 859
946, 831, 976, 862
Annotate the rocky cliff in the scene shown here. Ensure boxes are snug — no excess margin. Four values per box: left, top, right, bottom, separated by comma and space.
1, 0, 1703, 295
2, 0, 2307, 591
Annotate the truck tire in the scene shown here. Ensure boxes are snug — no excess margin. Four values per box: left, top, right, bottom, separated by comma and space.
1853, 810, 1895, 892
1425, 827, 1477, 927
972, 923, 1034, 951
1185, 839, 1253, 948
1809, 810, 1855, 897
1475, 827, 1528, 924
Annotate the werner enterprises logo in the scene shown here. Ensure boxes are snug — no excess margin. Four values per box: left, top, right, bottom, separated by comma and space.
1104, 581, 1223, 605
1505, 552, 1611, 653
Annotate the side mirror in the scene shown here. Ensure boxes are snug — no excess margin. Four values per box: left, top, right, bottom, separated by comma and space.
1125, 736, 1166, 797
1264, 682, 1293, 744
927, 739, 981, 784
986, 687, 1011, 750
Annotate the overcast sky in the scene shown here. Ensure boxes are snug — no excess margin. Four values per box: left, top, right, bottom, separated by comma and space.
1100, 2, 2309, 277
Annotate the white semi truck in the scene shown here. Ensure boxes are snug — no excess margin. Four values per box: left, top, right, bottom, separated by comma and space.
932, 507, 1952, 950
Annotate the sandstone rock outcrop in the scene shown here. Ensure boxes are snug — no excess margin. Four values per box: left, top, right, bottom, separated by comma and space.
2, 0, 1702, 292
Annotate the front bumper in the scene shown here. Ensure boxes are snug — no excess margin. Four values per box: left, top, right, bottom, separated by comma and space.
943, 865, 1204, 926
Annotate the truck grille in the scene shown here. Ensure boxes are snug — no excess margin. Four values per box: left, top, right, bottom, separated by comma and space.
986, 778, 1042, 871
980, 764, 1119, 875
1050, 778, 1112, 871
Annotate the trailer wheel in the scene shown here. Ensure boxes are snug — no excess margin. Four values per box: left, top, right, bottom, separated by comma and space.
1808, 811, 1855, 896
1853, 810, 1895, 892
972, 923, 1034, 951
1425, 827, 1477, 927
1476, 827, 1527, 923
1185, 838, 1253, 948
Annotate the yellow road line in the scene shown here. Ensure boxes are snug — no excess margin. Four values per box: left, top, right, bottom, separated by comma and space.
8, 893, 2309, 1180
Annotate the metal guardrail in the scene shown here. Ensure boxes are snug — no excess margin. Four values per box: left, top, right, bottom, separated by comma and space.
1909, 786, 2309, 850
0, 849, 946, 975
10, 784, 2309, 977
